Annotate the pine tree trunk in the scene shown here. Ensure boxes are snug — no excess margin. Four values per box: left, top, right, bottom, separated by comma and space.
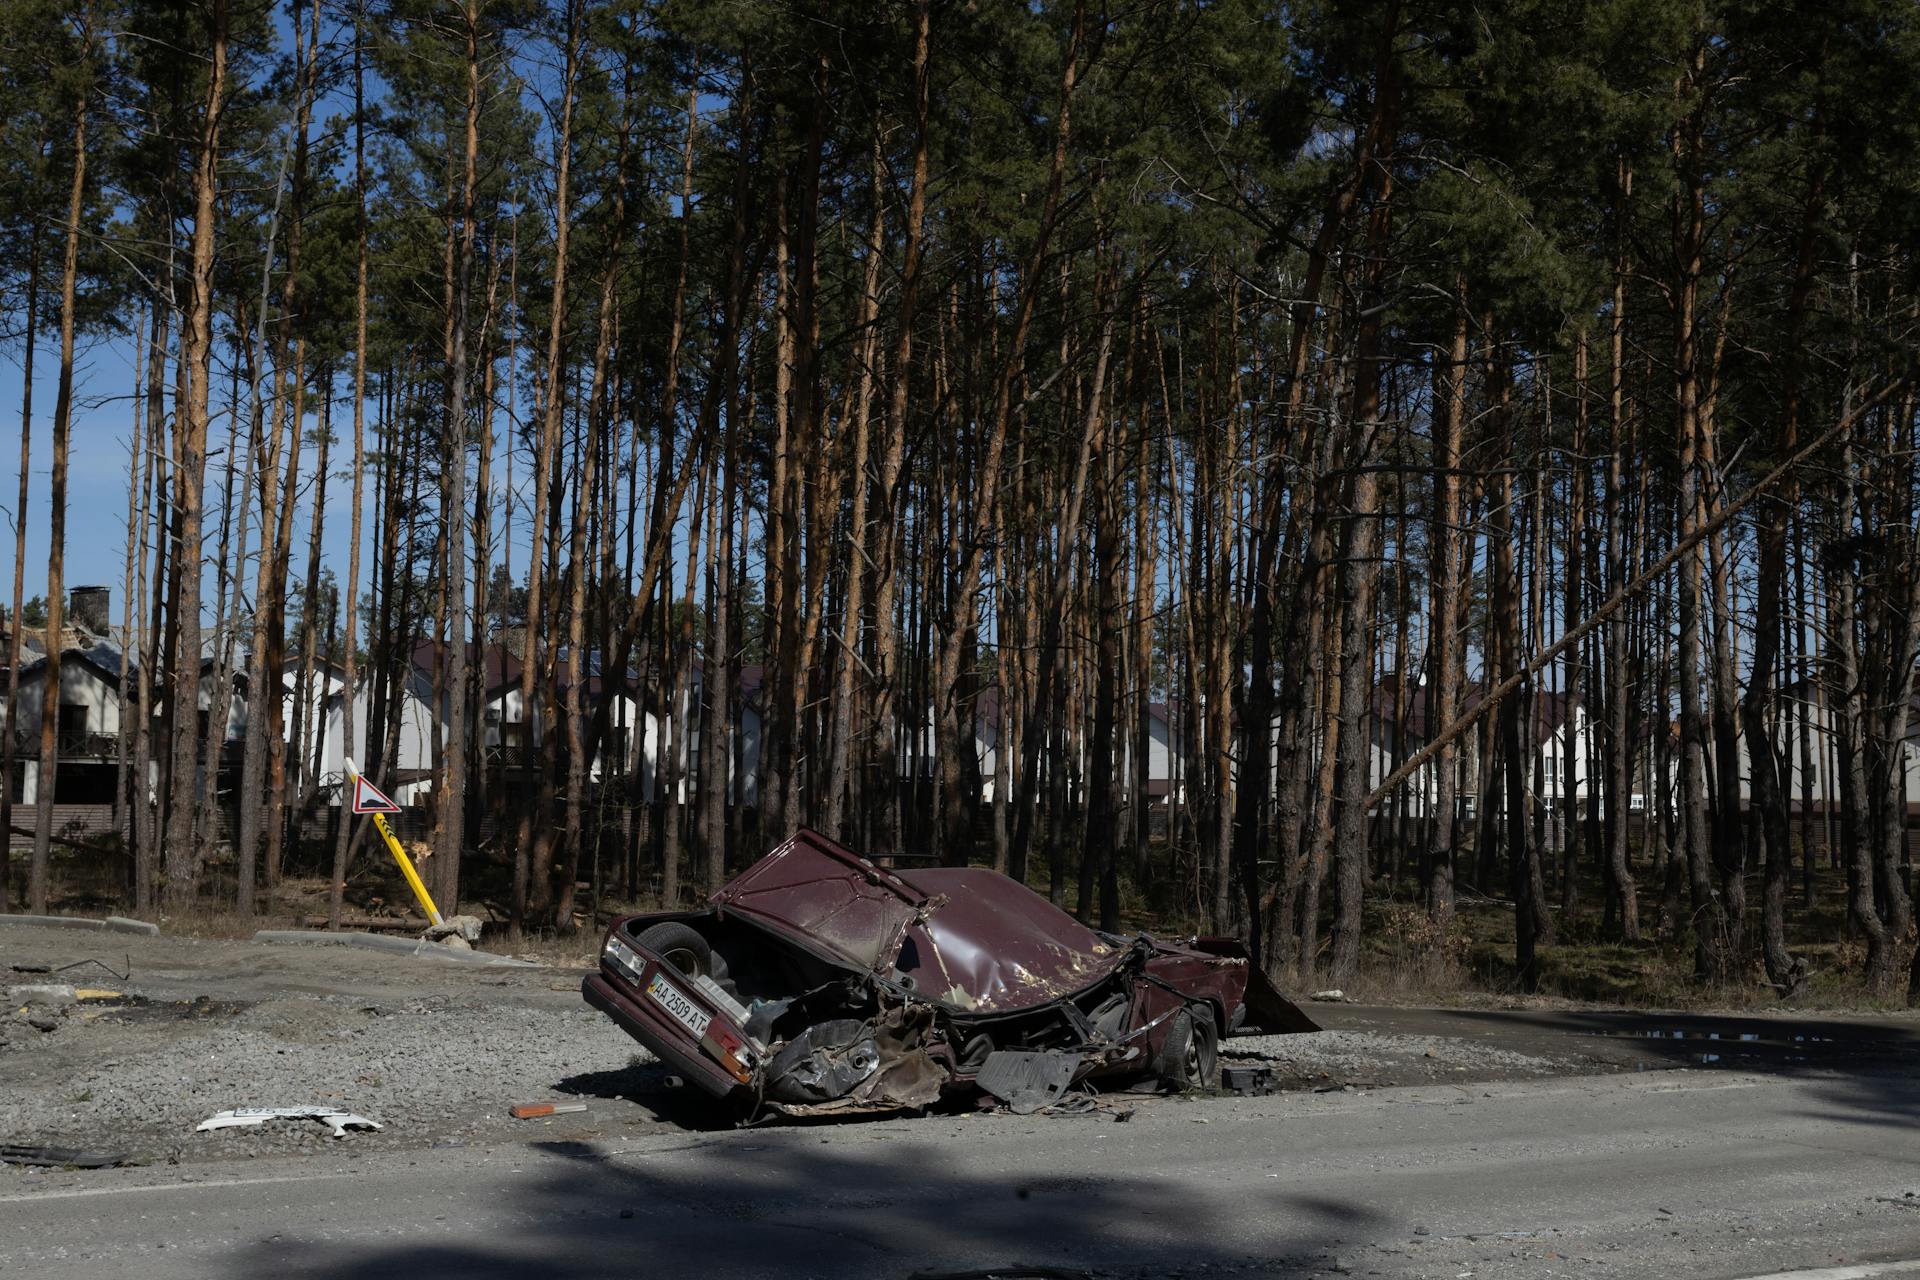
516, 3, 581, 929
1748, 166, 1824, 993
286, 367, 331, 892
1561, 334, 1588, 914
967, 1, 1085, 878
824, 139, 888, 840
869, 2, 931, 861
164, 0, 229, 912
133, 296, 169, 913
1602, 175, 1640, 939
1671, 50, 1726, 978
116, 305, 148, 861
0, 213, 42, 916
331, 9, 372, 930
555, 78, 633, 928
1426, 287, 1467, 932
31, 54, 91, 913
435, 0, 484, 912
236, 19, 311, 915
700, 432, 736, 894
1236, 1, 1403, 965
1328, 127, 1398, 983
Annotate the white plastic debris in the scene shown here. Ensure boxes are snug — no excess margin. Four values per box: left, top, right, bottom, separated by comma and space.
196, 1106, 383, 1139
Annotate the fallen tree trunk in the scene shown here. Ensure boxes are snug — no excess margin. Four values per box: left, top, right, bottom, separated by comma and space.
1365, 376, 1910, 813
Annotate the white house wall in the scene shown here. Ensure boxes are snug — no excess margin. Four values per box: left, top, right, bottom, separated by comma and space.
14, 660, 128, 804
1715, 695, 1919, 809
312, 684, 438, 804
11, 661, 124, 743
656, 678, 763, 805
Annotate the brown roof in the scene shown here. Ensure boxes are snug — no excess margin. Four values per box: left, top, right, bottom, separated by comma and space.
411, 640, 524, 694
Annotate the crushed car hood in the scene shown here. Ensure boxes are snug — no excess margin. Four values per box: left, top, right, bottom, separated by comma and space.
899, 868, 1126, 1013
710, 829, 934, 973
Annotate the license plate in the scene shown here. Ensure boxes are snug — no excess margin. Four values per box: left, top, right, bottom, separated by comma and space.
646, 971, 711, 1039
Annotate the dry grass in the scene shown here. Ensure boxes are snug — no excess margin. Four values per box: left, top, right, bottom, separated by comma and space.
1311, 884, 1920, 1016
499, 932, 599, 968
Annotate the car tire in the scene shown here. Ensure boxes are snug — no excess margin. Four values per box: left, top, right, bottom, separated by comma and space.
1156, 1005, 1218, 1090
633, 921, 725, 982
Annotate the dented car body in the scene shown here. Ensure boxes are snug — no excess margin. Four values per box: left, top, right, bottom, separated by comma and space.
582, 829, 1316, 1116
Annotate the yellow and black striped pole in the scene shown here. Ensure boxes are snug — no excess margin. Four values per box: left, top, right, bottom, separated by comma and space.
344, 759, 444, 927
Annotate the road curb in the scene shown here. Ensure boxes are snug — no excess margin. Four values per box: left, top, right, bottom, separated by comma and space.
251, 929, 541, 967
0, 913, 161, 936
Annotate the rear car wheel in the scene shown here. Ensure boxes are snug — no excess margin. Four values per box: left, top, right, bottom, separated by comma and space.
1155, 1005, 1218, 1090
632, 921, 725, 982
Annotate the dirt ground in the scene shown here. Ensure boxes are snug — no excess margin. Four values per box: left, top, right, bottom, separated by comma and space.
5, 920, 1914, 1174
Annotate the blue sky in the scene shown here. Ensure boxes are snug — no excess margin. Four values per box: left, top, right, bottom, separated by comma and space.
0, 325, 368, 623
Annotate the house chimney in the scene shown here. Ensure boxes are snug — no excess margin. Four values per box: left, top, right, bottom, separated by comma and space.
69, 585, 110, 636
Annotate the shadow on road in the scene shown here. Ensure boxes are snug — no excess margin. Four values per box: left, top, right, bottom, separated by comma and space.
214, 1125, 1390, 1279
1400, 1006, 1920, 1133
1791, 1068, 1920, 1133
1368, 1005, 1920, 1071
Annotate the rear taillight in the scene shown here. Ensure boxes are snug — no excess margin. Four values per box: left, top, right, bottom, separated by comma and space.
700, 1022, 758, 1084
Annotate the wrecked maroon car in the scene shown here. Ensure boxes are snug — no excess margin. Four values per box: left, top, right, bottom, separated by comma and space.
582, 828, 1316, 1117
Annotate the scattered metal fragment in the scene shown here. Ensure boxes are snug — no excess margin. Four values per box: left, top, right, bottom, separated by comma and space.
510, 1102, 588, 1119
9, 956, 133, 982
1, 1144, 131, 1169
976, 1050, 1082, 1115
764, 1020, 883, 1105
195, 1107, 382, 1138
1221, 1064, 1275, 1095
1033, 1091, 1135, 1121
760, 1005, 946, 1117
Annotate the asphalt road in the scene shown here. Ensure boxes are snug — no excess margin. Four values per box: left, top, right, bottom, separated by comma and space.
4, 1064, 1916, 1279
1314, 1001, 1920, 1075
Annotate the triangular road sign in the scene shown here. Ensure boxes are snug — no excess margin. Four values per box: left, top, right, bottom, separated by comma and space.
350, 771, 401, 815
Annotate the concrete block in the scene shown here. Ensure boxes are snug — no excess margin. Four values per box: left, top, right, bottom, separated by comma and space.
251, 929, 539, 968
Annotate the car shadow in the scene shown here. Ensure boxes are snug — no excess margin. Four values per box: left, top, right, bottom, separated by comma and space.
553, 1060, 739, 1131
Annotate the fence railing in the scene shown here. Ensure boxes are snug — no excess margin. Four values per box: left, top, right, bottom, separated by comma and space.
57, 731, 120, 758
